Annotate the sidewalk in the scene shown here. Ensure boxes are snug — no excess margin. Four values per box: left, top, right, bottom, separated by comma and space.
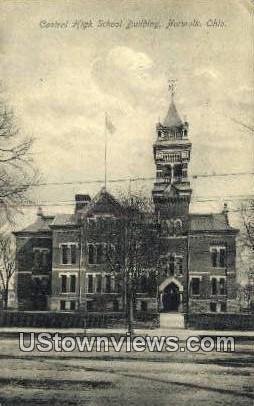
0, 326, 253, 340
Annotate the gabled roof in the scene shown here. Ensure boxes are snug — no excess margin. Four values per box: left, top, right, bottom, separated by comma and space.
163, 99, 183, 128
81, 187, 124, 217
14, 215, 54, 234
190, 213, 238, 233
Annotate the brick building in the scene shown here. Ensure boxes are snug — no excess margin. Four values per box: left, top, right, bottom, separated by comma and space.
14, 92, 239, 314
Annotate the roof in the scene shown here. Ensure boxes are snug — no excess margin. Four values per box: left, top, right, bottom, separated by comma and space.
190, 213, 238, 233
15, 215, 54, 234
50, 214, 76, 227
81, 187, 124, 217
163, 99, 183, 128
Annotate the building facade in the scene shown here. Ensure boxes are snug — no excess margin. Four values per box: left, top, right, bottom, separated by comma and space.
14, 92, 239, 314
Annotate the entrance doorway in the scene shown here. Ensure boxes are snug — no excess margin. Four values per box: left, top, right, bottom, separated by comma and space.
162, 282, 180, 312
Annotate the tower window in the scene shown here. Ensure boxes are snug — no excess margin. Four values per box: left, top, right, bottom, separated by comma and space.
105, 275, 111, 293
88, 275, 93, 293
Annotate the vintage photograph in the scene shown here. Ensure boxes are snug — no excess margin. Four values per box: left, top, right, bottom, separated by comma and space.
0, 0, 253, 404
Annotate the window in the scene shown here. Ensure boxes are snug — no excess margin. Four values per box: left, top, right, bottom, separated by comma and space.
88, 245, 95, 264
105, 275, 111, 293
70, 275, 76, 293
42, 250, 48, 267
211, 249, 217, 268
88, 243, 112, 265
61, 244, 68, 265
70, 300, 76, 311
169, 255, 175, 275
88, 275, 93, 293
219, 278, 226, 295
211, 278, 217, 295
210, 302, 217, 312
60, 300, 66, 310
175, 256, 183, 274
96, 274, 102, 293
33, 250, 41, 268
141, 301, 148, 312
220, 302, 227, 312
70, 245, 77, 264
61, 275, 67, 293
191, 278, 200, 295
87, 301, 94, 312
219, 249, 226, 267
97, 244, 103, 264
210, 246, 226, 268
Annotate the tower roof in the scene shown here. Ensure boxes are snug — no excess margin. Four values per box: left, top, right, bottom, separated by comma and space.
163, 99, 183, 128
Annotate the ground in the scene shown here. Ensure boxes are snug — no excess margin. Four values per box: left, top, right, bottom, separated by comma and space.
0, 328, 253, 405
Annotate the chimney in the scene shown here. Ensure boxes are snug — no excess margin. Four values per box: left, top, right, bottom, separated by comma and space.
37, 206, 43, 217
222, 203, 229, 225
75, 194, 91, 213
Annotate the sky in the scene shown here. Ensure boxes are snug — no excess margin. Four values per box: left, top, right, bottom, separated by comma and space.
0, 0, 253, 230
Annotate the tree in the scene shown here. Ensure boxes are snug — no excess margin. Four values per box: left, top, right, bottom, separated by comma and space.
0, 90, 37, 225
107, 193, 160, 333
0, 235, 15, 310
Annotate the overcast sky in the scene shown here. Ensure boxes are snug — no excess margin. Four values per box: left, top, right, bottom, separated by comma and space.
0, 0, 253, 228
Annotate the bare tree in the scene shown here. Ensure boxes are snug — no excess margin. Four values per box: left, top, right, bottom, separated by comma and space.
0, 90, 37, 225
106, 193, 160, 333
0, 235, 15, 309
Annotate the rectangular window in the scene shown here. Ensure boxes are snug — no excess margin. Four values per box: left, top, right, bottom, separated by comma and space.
210, 302, 217, 312
42, 250, 48, 267
88, 244, 95, 264
87, 301, 94, 312
219, 278, 226, 295
211, 278, 217, 295
70, 275, 76, 293
211, 249, 217, 267
105, 275, 111, 293
70, 300, 76, 311
176, 256, 183, 275
61, 244, 68, 265
60, 300, 66, 310
96, 274, 102, 293
219, 249, 226, 267
88, 275, 93, 293
70, 245, 77, 264
61, 275, 67, 293
97, 244, 103, 264
191, 278, 200, 295
220, 302, 227, 312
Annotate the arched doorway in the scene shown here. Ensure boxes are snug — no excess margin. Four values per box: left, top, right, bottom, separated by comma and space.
162, 283, 180, 312
159, 277, 183, 313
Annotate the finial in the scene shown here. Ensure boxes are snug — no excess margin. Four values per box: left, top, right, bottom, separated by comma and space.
168, 79, 177, 99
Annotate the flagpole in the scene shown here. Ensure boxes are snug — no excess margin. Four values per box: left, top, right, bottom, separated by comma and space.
104, 113, 107, 190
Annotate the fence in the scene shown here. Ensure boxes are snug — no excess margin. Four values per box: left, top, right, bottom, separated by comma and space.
185, 313, 254, 331
0, 310, 159, 329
